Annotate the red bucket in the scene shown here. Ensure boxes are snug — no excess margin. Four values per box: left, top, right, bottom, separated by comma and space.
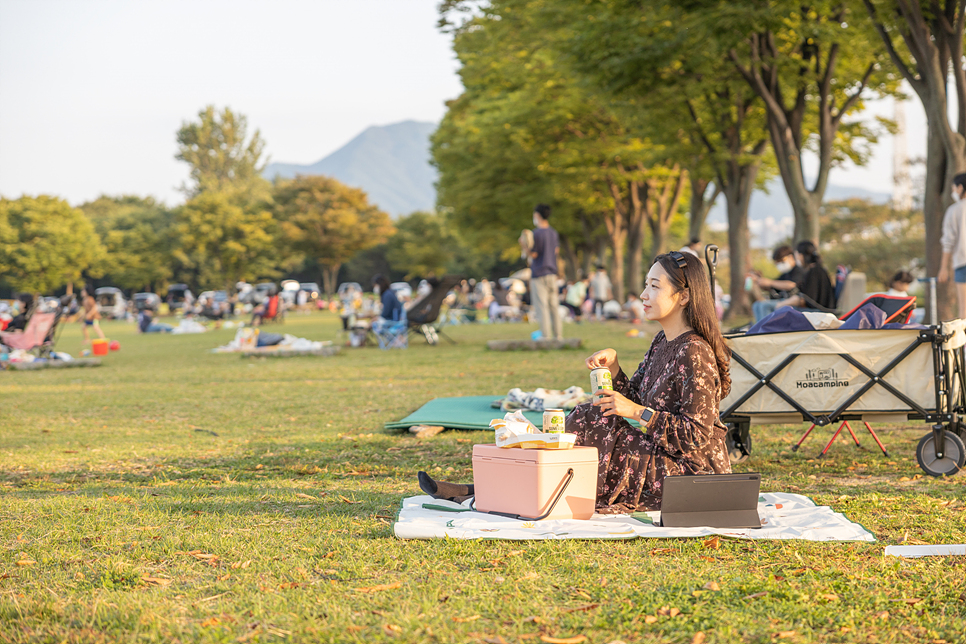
92, 339, 109, 356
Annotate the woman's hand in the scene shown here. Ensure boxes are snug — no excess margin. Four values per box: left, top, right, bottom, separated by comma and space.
593, 389, 644, 420
585, 348, 619, 378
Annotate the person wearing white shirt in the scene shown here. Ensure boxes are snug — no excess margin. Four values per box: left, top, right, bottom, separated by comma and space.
937, 174, 966, 319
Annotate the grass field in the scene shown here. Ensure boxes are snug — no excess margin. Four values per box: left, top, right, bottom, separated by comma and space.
2, 312, 964, 644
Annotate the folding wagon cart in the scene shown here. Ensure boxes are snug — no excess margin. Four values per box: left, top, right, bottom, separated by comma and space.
719, 320, 966, 477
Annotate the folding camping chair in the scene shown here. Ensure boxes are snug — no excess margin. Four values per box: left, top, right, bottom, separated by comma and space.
371, 317, 408, 350
839, 294, 916, 325
407, 275, 463, 345
0, 311, 57, 356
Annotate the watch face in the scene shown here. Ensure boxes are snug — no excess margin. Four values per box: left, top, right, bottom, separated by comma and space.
641, 408, 653, 422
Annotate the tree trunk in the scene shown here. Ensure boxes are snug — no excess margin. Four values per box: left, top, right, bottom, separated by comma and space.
722, 159, 760, 320
559, 234, 578, 282
626, 180, 646, 298
322, 264, 341, 295
688, 174, 720, 242
925, 119, 953, 321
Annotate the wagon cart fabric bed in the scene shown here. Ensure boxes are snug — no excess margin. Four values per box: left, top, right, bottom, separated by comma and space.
720, 319, 966, 477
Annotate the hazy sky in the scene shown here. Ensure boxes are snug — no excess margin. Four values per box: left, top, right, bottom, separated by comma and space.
0, 0, 928, 207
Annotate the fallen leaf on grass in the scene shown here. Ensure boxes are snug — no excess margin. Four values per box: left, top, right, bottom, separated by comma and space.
788, 568, 807, 575
278, 582, 300, 589
656, 606, 681, 617
560, 604, 599, 613
523, 616, 547, 624
743, 592, 768, 600
294, 493, 318, 500
452, 615, 481, 623
339, 496, 363, 504
702, 536, 720, 550
521, 572, 540, 580
142, 576, 172, 586
484, 637, 509, 644
188, 551, 217, 560
874, 611, 890, 620
892, 597, 922, 605
698, 555, 715, 562
354, 581, 402, 593
15, 558, 36, 567
820, 593, 839, 601
692, 633, 706, 644
200, 617, 220, 627
218, 573, 231, 581
230, 560, 251, 569
649, 548, 674, 555
775, 631, 796, 638
703, 581, 721, 591
539, 636, 587, 644
644, 615, 658, 624
383, 624, 403, 636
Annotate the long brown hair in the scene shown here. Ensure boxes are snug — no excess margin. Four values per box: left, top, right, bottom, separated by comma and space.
653, 252, 731, 397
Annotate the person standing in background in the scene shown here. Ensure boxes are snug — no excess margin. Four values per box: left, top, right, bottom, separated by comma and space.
938, 174, 966, 319
529, 204, 564, 340
589, 265, 613, 321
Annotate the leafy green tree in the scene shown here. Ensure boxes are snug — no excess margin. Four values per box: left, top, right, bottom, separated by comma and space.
548, 0, 773, 316
80, 195, 173, 292
386, 211, 460, 280
274, 176, 395, 294
435, 0, 687, 299
0, 195, 104, 293
710, 0, 900, 244
863, 0, 966, 319
175, 106, 271, 202
820, 199, 924, 289
170, 192, 278, 291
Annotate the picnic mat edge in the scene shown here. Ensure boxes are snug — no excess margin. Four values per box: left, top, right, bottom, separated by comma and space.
393, 492, 877, 542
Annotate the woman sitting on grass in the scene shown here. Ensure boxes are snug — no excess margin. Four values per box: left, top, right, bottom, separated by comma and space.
420, 252, 732, 512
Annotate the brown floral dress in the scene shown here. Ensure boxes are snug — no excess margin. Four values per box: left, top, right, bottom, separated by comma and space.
565, 330, 731, 512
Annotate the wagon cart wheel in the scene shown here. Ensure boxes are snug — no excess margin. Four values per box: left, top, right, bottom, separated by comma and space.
916, 429, 966, 477
726, 422, 752, 464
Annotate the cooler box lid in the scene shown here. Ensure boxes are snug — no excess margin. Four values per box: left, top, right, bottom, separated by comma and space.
472, 443, 598, 465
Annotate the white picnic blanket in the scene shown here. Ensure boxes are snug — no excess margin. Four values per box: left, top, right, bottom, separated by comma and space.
394, 492, 875, 542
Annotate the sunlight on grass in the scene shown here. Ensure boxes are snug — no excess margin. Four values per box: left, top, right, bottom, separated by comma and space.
2, 312, 964, 643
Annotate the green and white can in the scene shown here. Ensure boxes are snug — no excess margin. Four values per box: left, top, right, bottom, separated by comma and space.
542, 408, 566, 434
590, 367, 614, 400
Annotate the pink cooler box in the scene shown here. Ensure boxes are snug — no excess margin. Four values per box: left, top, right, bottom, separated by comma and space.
472, 444, 599, 520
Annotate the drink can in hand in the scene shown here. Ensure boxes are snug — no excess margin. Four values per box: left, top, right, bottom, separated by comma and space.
590, 367, 613, 400
543, 409, 566, 434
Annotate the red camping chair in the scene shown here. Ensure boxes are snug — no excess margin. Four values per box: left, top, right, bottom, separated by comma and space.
0, 312, 56, 353
839, 294, 917, 324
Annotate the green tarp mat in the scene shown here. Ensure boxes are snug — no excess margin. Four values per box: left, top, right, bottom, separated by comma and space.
384, 396, 542, 431
384, 395, 640, 431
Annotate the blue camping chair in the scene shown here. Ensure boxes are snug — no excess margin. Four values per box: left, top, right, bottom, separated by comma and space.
372, 315, 408, 350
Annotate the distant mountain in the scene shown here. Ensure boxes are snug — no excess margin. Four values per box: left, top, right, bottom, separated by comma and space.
264, 120, 437, 217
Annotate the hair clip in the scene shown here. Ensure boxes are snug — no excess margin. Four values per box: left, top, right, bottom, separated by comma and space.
668, 251, 689, 288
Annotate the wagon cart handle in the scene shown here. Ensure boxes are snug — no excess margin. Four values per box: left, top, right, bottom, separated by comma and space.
704, 244, 719, 293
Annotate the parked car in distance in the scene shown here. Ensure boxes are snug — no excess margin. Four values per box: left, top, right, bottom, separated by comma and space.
166, 284, 193, 311
133, 293, 161, 312
94, 287, 127, 319
280, 280, 300, 305
337, 282, 362, 300
299, 283, 322, 301
198, 290, 229, 305
254, 282, 277, 305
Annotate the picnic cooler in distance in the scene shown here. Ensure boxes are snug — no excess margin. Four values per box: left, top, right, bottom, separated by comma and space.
472, 445, 598, 520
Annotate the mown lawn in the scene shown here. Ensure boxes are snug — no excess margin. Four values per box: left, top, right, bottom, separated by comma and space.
1, 312, 964, 644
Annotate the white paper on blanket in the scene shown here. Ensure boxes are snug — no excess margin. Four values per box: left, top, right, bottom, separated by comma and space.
502, 386, 591, 412
394, 493, 876, 542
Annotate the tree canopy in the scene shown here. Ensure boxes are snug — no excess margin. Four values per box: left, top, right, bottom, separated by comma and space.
0, 196, 104, 293
274, 175, 395, 294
